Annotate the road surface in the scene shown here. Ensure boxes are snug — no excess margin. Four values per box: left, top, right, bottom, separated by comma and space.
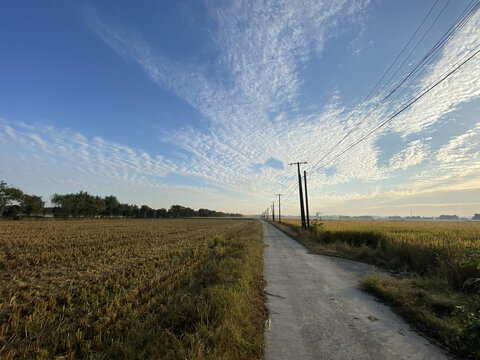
263, 221, 451, 360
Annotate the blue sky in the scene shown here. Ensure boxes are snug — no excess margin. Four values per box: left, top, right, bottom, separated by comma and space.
1, 0, 480, 216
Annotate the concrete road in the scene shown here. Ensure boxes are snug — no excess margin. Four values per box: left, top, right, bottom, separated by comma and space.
263, 221, 451, 360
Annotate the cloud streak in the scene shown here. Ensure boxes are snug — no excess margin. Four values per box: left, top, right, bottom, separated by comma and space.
3, 1, 480, 215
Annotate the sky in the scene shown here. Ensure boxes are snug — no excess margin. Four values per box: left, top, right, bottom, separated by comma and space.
1, 0, 480, 217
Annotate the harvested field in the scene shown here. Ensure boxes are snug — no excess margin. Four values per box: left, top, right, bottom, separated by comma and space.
0, 218, 265, 359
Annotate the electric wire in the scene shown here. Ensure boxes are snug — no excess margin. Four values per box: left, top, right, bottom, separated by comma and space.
272, 0, 447, 209
276, 0, 452, 209
352, 0, 480, 139
308, 0, 480, 177
268, 0, 480, 213
314, 43, 480, 173
303, 0, 449, 176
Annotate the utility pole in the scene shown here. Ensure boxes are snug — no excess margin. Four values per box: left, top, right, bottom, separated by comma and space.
272, 202, 275, 222
266, 207, 269, 221
304, 170, 310, 229
276, 194, 282, 222
289, 162, 307, 229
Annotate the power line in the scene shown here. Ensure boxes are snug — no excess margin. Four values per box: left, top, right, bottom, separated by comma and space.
275, 0, 480, 213
315, 43, 480, 173
361, 0, 442, 105
308, 0, 480, 175
278, 0, 456, 208
305, 0, 450, 176
373, 0, 452, 104
351, 0, 480, 145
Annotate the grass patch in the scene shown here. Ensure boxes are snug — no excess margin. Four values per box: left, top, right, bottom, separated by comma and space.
269, 219, 480, 358
270, 221, 385, 265
362, 274, 480, 358
0, 219, 265, 359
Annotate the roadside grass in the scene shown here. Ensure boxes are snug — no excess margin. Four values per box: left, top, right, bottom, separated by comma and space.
269, 219, 480, 358
362, 274, 480, 358
0, 219, 265, 359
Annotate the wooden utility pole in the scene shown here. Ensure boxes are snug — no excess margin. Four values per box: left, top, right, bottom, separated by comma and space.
289, 162, 307, 229
304, 170, 310, 229
272, 202, 275, 222
276, 194, 282, 222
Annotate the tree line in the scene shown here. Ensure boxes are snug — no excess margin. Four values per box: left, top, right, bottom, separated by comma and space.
0, 181, 242, 219
0, 181, 44, 218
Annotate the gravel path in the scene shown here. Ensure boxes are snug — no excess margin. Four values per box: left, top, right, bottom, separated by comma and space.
263, 221, 452, 360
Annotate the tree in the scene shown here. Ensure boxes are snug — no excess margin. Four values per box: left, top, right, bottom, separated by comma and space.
439, 215, 459, 220
51, 192, 105, 218
103, 196, 121, 217
140, 205, 155, 218
473, 213, 480, 220
168, 205, 195, 218
4, 205, 20, 218
131, 205, 140, 218
155, 208, 167, 218
52, 193, 74, 218
87, 195, 105, 217
121, 203, 133, 218
0, 181, 24, 218
22, 195, 44, 216
198, 208, 216, 217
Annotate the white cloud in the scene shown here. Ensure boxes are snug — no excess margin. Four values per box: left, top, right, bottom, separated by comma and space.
388, 139, 429, 171
4, 1, 480, 215
436, 122, 480, 164
390, 10, 480, 135
0, 119, 169, 184
0, 118, 240, 210
81, 1, 379, 201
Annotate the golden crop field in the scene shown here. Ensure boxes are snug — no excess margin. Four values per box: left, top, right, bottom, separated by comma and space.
0, 218, 265, 359
278, 219, 480, 286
